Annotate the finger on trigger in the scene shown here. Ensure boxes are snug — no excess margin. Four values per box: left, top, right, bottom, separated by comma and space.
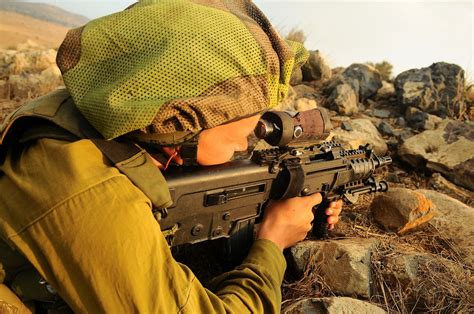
310, 193, 322, 205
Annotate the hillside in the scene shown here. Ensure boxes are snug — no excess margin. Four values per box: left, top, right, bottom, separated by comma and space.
0, 0, 88, 28
0, 10, 70, 49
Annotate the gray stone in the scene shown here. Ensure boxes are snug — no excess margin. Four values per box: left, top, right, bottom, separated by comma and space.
376, 81, 395, 99
302, 50, 332, 81
293, 84, 317, 99
419, 189, 474, 267
399, 119, 474, 190
342, 63, 383, 102
328, 119, 388, 155
405, 106, 442, 130
341, 121, 353, 131
294, 98, 317, 111
290, 67, 303, 86
370, 108, 392, 118
290, 238, 378, 297
370, 188, 436, 234
283, 297, 386, 314
394, 62, 465, 117
377, 121, 394, 136
395, 117, 406, 127
328, 83, 359, 116
428, 173, 474, 205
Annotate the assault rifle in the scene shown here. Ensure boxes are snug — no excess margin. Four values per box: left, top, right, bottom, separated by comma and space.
159, 109, 391, 257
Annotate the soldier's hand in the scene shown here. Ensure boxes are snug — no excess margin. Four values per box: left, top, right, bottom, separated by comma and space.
326, 200, 343, 230
257, 193, 322, 251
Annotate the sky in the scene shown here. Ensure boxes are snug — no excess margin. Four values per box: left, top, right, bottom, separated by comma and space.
23, 0, 474, 79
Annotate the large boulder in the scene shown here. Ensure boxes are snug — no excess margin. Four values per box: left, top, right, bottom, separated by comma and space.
325, 64, 382, 114
342, 63, 383, 102
301, 50, 332, 82
378, 250, 472, 311
283, 297, 386, 314
419, 189, 474, 267
327, 119, 388, 155
428, 173, 474, 205
394, 62, 465, 117
290, 238, 378, 298
327, 83, 358, 115
399, 119, 474, 191
370, 188, 435, 234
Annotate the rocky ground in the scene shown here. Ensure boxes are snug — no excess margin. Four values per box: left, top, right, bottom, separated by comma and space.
1, 45, 473, 313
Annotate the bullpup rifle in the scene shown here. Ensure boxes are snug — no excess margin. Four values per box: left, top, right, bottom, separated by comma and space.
158, 109, 391, 257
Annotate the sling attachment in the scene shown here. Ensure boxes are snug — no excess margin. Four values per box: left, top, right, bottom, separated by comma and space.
79, 125, 173, 210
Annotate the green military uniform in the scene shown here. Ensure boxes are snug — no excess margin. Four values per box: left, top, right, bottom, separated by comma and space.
0, 0, 309, 312
0, 93, 286, 313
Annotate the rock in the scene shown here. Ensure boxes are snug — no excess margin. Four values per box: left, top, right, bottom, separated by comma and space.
275, 86, 317, 111
275, 86, 297, 111
399, 119, 474, 190
428, 173, 474, 205
293, 84, 317, 99
283, 297, 386, 314
328, 115, 350, 129
290, 67, 303, 86
395, 129, 415, 143
379, 251, 472, 310
405, 106, 442, 130
290, 238, 378, 297
395, 117, 406, 128
466, 84, 474, 102
376, 81, 395, 99
419, 189, 474, 267
327, 119, 388, 155
369, 108, 392, 119
294, 98, 317, 111
341, 63, 383, 102
377, 121, 394, 136
302, 50, 332, 81
341, 121, 353, 131
327, 83, 358, 115
394, 62, 465, 117
370, 188, 435, 234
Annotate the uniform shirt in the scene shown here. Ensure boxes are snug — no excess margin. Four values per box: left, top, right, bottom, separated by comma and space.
0, 138, 286, 313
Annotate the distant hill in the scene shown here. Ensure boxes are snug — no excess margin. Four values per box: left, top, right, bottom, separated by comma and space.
0, 10, 70, 49
0, 0, 88, 28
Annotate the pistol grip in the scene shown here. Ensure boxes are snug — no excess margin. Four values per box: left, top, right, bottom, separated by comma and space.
312, 198, 330, 239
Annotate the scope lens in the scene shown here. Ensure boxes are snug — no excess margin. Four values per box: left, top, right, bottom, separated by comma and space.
255, 120, 274, 139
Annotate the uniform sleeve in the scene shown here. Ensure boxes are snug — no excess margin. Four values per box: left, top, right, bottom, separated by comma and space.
6, 175, 286, 314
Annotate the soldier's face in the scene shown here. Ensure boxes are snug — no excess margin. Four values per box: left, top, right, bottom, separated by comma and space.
196, 114, 261, 166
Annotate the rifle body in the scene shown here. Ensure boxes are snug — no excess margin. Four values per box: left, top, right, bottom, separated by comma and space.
160, 141, 391, 250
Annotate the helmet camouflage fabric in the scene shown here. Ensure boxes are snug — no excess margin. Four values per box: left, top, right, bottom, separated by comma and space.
56, 0, 308, 143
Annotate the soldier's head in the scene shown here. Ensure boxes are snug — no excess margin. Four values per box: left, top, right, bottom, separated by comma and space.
56, 0, 307, 165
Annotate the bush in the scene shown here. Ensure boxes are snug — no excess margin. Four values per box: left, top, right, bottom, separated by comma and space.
286, 27, 307, 44
367, 60, 393, 81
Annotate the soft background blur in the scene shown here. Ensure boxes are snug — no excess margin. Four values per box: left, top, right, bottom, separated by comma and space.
21, 0, 474, 79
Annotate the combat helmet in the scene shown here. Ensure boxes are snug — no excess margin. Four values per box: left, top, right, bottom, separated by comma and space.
56, 0, 308, 147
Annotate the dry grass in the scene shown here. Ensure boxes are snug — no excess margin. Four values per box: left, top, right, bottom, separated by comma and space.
282, 187, 473, 313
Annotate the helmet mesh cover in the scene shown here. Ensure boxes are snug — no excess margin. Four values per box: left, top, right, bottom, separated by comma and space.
57, 0, 307, 140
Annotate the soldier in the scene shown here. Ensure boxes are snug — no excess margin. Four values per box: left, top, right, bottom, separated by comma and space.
0, 1, 342, 313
